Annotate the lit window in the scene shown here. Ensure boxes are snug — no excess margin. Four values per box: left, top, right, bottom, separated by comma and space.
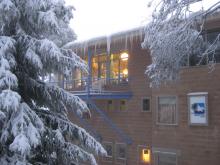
110, 52, 129, 83
143, 98, 150, 112
142, 149, 151, 164
120, 100, 127, 111
92, 54, 107, 80
116, 143, 126, 160
107, 100, 113, 111
157, 96, 177, 124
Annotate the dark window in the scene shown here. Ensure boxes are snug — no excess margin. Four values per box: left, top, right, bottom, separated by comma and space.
143, 98, 150, 112
103, 142, 113, 157
116, 143, 126, 160
107, 100, 113, 111
120, 100, 127, 111
154, 152, 177, 165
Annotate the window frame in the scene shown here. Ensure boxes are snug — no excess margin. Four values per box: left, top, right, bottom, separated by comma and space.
141, 97, 151, 112
110, 51, 129, 84
107, 99, 114, 111
137, 145, 151, 164
103, 141, 113, 158
102, 141, 114, 163
115, 142, 127, 161
156, 95, 178, 126
153, 147, 179, 165
119, 99, 127, 111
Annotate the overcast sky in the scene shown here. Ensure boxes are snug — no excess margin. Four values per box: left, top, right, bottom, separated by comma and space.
65, 0, 219, 41
65, 0, 149, 41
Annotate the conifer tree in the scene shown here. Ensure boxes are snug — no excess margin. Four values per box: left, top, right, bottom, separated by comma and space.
0, 0, 106, 164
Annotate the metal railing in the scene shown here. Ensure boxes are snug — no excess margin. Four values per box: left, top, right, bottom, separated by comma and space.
47, 76, 129, 91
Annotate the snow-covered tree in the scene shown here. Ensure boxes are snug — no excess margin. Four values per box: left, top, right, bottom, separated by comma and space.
0, 0, 106, 164
142, 0, 220, 86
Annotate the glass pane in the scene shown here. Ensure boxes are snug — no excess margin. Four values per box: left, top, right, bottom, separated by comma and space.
143, 98, 150, 111
104, 143, 113, 157
92, 55, 99, 80
116, 144, 126, 159
157, 153, 177, 165
120, 100, 127, 111
158, 97, 177, 124
92, 54, 107, 80
120, 53, 128, 82
107, 100, 113, 111
110, 54, 120, 81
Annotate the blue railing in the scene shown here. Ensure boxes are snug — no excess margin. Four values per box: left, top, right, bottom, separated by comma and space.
48, 77, 129, 90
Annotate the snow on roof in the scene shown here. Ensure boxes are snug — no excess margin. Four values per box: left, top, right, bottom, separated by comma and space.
63, 26, 145, 50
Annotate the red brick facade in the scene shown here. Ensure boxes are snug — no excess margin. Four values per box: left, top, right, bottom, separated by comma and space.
68, 22, 220, 165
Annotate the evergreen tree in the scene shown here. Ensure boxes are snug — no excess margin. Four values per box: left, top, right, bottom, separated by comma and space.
0, 0, 106, 164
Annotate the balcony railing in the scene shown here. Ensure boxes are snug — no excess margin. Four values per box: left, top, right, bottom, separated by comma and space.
48, 77, 129, 91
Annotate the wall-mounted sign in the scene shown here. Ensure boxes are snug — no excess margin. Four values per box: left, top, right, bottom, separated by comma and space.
188, 92, 208, 125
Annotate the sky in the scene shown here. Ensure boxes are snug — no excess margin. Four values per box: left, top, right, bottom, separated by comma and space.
65, 0, 150, 41
65, 0, 220, 41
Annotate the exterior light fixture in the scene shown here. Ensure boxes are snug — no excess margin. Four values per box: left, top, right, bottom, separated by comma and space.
142, 149, 150, 164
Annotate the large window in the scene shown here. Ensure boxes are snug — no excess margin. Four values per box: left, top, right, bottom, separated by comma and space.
157, 96, 177, 125
92, 54, 107, 80
110, 52, 128, 83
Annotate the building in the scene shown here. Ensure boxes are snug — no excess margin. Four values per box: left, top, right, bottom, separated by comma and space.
49, 17, 220, 165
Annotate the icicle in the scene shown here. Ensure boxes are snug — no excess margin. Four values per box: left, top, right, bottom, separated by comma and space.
107, 36, 111, 55
94, 42, 97, 56
139, 28, 143, 41
125, 34, 128, 50
129, 33, 134, 49
83, 42, 88, 56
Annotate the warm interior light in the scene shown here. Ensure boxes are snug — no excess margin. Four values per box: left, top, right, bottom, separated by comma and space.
120, 52, 129, 61
142, 149, 150, 163
122, 68, 128, 75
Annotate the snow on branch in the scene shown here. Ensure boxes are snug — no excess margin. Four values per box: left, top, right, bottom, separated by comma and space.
20, 75, 90, 117
17, 35, 88, 77
143, 0, 220, 86
0, 0, 104, 164
35, 109, 106, 157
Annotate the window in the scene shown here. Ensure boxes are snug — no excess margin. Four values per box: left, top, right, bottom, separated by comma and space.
186, 30, 220, 66
64, 71, 73, 90
110, 52, 129, 83
92, 54, 107, 80
154, 152, 177, 165
138, 145, 151, 164
103, 142, 113, 158
107, 100, 113, 111
142, 98, 150, 112
157, 96, 177, 125
120, 100, 127, 111
116, 143, 126, 160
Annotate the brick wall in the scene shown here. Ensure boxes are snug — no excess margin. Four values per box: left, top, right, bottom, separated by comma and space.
69, 34, 220, 165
